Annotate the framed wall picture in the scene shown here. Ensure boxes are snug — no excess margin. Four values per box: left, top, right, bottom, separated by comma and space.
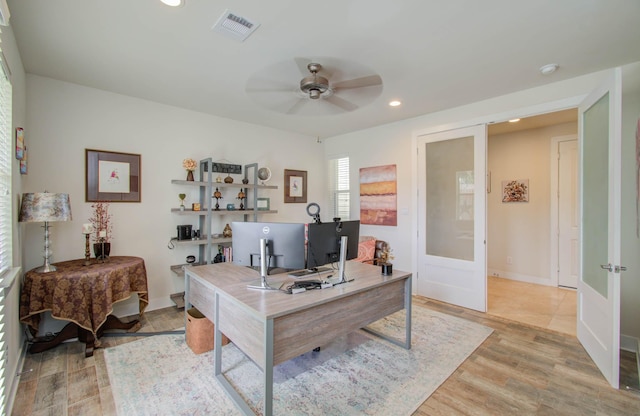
19, 147, 27, 174
86, 149, 141, 202
501, 179, 529, 203
15, 127, 24, 160
256, 197, 270, 210
284, 169, 307, 203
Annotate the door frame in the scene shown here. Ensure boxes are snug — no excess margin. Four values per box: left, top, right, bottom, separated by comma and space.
411, 97, 584, 294
550, 134, 579, 288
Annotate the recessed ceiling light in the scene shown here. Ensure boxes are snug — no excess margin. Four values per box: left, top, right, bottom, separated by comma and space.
161, 0, 183, 7
508, 118, 520, 123
389, 100, 401, 107
539, 63, 559, 75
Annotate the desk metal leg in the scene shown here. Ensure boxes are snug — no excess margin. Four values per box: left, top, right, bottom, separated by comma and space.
214, 292, 256, 416
184, 271, 191, 331
362, 277, 412, 350
263, 319, 274, 416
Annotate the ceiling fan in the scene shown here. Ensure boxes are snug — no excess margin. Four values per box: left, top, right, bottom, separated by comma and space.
246, 57, 383, 116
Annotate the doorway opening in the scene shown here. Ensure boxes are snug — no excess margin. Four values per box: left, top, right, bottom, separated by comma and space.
485, 108, 638, 390
486, 109, 577, 335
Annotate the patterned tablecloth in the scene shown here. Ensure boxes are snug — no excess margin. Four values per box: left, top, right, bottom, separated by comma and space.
19, 256, 149, 336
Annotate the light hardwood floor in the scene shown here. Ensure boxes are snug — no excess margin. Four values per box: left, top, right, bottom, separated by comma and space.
11, 296, 640, 415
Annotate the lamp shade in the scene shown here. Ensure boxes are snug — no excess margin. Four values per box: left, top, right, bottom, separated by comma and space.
19, 193, 72, 223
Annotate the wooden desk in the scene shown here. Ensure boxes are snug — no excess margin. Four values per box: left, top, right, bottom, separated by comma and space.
185, 261, 411, 416
20, 256, 148, 357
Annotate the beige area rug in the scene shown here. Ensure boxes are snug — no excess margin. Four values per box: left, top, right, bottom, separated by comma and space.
105, 305, 492, 415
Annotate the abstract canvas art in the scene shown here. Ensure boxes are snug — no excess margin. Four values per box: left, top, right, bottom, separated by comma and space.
502, 179, 529, 203
360, 164, 397, 226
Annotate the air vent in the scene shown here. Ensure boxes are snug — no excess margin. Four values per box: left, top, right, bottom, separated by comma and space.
212, 9, 259, 42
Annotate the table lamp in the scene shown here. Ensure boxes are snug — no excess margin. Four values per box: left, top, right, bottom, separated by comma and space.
19, 192, 72, 273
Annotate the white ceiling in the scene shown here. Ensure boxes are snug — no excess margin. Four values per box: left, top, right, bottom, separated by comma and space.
7, 0, 640, 138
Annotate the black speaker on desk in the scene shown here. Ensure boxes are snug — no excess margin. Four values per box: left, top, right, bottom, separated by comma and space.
177, 225, 192, 241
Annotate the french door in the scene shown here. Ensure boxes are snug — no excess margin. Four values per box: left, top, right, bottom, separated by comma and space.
577, 68, 623, 388
416, 125, 487, 312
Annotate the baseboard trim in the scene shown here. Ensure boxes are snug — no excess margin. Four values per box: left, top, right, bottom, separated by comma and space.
7, 338, 29, 416
487, 269, 559, 287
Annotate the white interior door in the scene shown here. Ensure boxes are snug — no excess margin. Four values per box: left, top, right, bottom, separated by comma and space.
558, 139, 579, 288
416, 125, 487, 312
577, 68, 622, 388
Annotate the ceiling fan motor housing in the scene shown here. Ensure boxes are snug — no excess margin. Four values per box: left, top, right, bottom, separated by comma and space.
300, 63, 330, 99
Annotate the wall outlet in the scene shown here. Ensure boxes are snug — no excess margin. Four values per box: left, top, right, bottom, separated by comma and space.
506, 256, 513, 265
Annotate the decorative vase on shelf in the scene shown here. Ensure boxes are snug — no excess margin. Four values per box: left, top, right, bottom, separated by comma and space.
224, 174, 234, 184
186, 170, 195, 181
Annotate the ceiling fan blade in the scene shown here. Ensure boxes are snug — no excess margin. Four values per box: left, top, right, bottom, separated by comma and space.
324, 95, 358, 112
332, 74, 382, 90
246, 78, 294, 93
246, 86, 293, 93
286, 98, 310, 115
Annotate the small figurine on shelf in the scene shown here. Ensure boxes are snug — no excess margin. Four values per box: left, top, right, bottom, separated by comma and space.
178, 193, 186, 211
237, 190, 246, 210
213, 187, 222, 211
223, 223, 232, 238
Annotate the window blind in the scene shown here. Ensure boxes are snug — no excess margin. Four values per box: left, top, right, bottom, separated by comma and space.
0, 285, 6, 416
328, 157, 350, 220
0, 27, 9, 278
0, 25, 11, 416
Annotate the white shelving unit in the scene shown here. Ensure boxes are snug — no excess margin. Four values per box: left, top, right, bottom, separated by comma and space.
170, 159, 277, 270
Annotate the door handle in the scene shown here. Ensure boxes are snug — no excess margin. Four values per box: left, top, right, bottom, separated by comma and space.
600, 263, 627, 273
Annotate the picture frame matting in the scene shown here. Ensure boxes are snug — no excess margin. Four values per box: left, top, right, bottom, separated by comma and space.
86, 149, 141, 202
284, 169, 307, 203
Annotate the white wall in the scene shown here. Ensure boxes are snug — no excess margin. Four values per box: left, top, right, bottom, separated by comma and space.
22, 75, 321, 314
324, 65, 640, 341
487, 122, 577, 285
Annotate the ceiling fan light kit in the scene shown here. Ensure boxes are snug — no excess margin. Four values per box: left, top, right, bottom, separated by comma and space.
300, 63, 331, 100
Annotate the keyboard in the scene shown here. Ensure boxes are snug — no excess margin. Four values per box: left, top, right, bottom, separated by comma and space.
291, 279, 323, 290
288, 267, 332, 278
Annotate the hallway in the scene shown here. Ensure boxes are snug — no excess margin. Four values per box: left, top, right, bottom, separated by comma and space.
487, 276, 576, 336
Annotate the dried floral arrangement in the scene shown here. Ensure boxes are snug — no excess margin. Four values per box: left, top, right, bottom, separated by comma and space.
183, 158, 197, 171
89, 201, 113, 242
379, 245, 394, 265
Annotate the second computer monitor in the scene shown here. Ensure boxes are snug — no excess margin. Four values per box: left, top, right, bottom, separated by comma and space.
231, 221, 306, 273
306, 220, 360, 269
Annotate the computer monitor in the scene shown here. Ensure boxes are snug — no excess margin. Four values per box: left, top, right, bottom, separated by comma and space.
231, 221, 306, 279
306, 220, 360, 270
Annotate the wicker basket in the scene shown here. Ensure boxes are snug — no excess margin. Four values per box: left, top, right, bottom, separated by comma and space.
186, 307, 229, 354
